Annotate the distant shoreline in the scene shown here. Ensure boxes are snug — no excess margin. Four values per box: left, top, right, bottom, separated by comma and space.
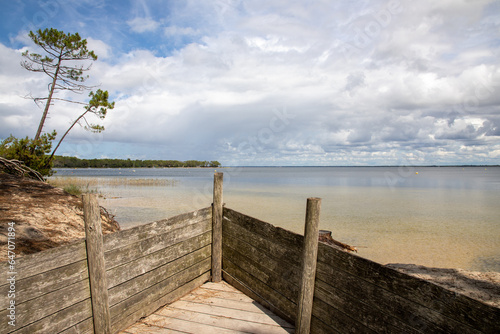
54, 164, 500, 168
53, 156, 221, 168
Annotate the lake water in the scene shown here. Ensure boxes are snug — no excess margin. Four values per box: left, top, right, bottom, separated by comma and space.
51, 166, 500, 272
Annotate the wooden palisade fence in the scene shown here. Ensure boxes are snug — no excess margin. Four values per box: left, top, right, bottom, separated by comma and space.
1, 172, 499, 333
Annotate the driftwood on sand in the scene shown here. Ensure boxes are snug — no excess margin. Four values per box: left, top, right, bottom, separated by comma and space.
318, 229, 358, 252
0, 157, 44, 181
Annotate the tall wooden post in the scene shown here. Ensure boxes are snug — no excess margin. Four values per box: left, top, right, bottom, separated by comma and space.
83, 194, 111, 334
296, 197, 321, 334
212, 172, 223, 282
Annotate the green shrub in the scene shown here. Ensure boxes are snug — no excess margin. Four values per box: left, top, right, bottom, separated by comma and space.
0, 131, 56, 177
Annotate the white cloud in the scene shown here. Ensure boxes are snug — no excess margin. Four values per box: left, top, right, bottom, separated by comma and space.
164, 26, 199, 36
127, 17, 160, 33
1, 0, 499, 165
86, 38, 112, 59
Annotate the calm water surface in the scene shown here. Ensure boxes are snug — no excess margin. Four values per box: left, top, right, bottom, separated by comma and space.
52, 166, 500, 272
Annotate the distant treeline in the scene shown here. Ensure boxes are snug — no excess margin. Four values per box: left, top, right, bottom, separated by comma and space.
53, 156, 221, 168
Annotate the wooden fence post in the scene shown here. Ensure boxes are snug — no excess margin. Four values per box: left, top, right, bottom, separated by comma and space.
212, 172, 223, 282
296, 197, 321, 334
83, 194, 111, 334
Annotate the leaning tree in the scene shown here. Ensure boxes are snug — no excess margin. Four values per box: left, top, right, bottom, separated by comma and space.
21, 28, 101, 141
20, 28, 114, 169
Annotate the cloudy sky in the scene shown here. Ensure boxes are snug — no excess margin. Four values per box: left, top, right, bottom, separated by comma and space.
1, 0, 499, 166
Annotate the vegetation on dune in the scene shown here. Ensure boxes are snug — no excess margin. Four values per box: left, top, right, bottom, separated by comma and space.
0, 132, 56, 177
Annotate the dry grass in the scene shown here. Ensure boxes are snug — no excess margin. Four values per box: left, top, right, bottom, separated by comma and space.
48, 177, 178, 189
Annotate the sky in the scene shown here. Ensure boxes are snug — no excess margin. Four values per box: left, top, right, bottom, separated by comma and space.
0, 0, 499, 166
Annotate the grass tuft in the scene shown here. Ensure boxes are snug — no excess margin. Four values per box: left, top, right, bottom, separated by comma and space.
63, 184, 83, 196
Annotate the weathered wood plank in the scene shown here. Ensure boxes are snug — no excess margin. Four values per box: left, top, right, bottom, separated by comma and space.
222, 242, 300, 302
223, 208, 303, 257
162, 300, 291, 328
83, 194, 111, 334
179, 293, 290, 324
201, 281, 247, 293
111, 267, 211, 333
108, 242, 211, 307
222, 270, 295, 327
317, 243, 500, 332
315, 258, 480, 334
9, 298, 92, 334
212, 172, 223, 282
0, 259, 88, 308
103, 207, 211, 253
156, 304, 294, 333
134, 313, 244, 334
222, 214, 302, 273
296, 197, 321, 334
105, 216, 211, 269
314, 278, 421, 334
0, 240, 87, 284
189, 286, 255, 303
119, 322, 188, 334
310, 316, 339, 334
107, 227, 211, 290
223, 226, 302, 286
59, 317, 94, 334
0, 279, 90, 333
110, 256, 211, 321
312, 296, 376, 333
222, 257, 297, 322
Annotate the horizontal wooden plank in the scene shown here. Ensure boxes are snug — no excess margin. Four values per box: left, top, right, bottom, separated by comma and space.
317, 243, 499, 332
222, 257, 297, 323
178, 293, 291, 326
222, 242, 299, 303
223, 214, 302, 271
223, 208, 303, 259
310, 316, 339, 334
110, 256, 211, 322
0, 208, 210, 284
10, 299, 92, 334
312, 295, 376, 333
105, 216, 211, 270
1, 280, 90, 334
120, 322, 189, 334
223, 222, 302, 281
156, 304, 294, 333
222, 271, 295, 327
104, 207, 211, 252
163, 300, 292, 329
316, 260, 452, 333
132, 313, 244, 334
201, 281, 245, 293
58, 318, 94, 334
111, 268, 211, 333
0, 259, 88, 309
109, 243, 211, 307
190, 286, 255, 303
0, 240, 87, 284
107, 228, 211, 289
314, 278, 421, 334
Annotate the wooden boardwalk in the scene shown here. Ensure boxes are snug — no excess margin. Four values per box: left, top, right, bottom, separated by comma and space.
119, 281, 295, 334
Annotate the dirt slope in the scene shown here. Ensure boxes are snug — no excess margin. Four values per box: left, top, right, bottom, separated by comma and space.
0, 172, 120, 262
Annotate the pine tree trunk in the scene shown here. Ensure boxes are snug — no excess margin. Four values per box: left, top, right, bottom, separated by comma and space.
34, 56, 62, 141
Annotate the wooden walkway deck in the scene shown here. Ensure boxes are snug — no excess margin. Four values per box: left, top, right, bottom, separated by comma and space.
119, 281, 295, 334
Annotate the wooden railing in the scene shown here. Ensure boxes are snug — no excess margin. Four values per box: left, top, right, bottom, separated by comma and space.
221, 207, 500, 334
1, 172, 499, 333
0, 204, 212, 334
